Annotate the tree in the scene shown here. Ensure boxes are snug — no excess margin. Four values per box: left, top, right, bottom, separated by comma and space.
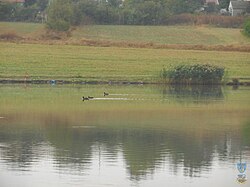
36, 0, 49, 11
24, 0, 37, 7
247, 4, 250, 14
46, 0, 73, 31
167, 0, 203, 14
243, 19, 250, 37
219, 0, 230, 9
0, 2, 15, 21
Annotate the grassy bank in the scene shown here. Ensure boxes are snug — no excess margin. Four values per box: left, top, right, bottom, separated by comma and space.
0, 42, 249, 83
0, 22, 249, 84
75, 25, 250, 45
1, 22, 250, 46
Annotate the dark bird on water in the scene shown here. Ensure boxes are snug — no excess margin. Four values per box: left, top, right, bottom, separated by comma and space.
82, 96, 89, 101
104, 92, 109, 96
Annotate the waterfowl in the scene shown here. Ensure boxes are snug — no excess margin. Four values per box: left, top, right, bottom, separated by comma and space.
82, 96, 89, 101
88, 96, 94, 99
104, 92, 109, 96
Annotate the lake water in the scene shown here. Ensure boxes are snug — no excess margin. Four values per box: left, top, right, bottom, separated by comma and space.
0, 84, 249, 187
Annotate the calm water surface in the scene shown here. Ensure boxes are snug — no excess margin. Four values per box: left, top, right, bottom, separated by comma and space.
0, 85, 249, 187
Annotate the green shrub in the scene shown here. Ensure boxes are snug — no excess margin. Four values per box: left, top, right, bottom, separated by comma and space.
243, 19, 250, 37
46, 0, 73, 31
162, 64, 225, 85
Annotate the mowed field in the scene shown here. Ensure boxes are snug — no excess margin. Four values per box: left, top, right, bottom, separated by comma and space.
0, 42, 249, 82
0, 22, 43, 37
74, 25, 250, 45
1, 22, 250, 45
0, 22, 249, 83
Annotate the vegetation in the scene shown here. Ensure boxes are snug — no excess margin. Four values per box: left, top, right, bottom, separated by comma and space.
0, 42, 249, 83
73, 25, 250, 45
46, 0, 73, 31
0, 0, 48, 22
243, 18, 250, 37
162, 64, 225, 84
0, 22, 249, 84
1, 22, 250, 46
166, 14, 244, 28
0, 0, 241, 27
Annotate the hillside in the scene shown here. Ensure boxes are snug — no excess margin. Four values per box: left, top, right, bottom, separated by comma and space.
75, 25, 250, 45
1, 22, 250, 46
1, 22, 250, 84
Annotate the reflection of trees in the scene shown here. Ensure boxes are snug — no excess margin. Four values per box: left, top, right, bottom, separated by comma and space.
162, 85, 224, 103
45, 123, 94, 173
0, 127, 44, 170
45, 122, 121, 173
0, 121, 246, 180
43, 124, 244, 180
242, 121, 250, 147
120, 129, 168, 180
165, 132, 214, 177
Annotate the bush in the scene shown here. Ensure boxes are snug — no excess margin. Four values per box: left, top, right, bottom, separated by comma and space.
243, 19, 250, 37
162, 64, 225, 85
46, 0, 73, 31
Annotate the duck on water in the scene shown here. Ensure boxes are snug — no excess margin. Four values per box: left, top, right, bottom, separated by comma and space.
82, 96, 89, 101
82, 92, 109, 101
82, 96, 95, 101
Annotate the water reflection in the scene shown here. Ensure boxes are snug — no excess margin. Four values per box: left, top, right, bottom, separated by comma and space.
242, 121, 250, 147
162, 85, 224, 103
0, 127, 44, 170
0, 85, 249, 186
0, 122, 247, 180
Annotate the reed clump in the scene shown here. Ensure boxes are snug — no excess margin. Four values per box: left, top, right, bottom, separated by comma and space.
162, 64, 225, 85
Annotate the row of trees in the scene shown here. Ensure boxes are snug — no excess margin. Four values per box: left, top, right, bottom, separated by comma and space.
0, 0, 234, 31
47, 0, 233, 30
0, 0, 48, 22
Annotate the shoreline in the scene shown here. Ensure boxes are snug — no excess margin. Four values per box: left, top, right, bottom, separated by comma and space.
0, 79, 249, 86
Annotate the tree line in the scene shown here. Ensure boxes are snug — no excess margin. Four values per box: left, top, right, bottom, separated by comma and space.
0, 0, 48, 22
0, 0, 248, 31
0, 0, 239, 31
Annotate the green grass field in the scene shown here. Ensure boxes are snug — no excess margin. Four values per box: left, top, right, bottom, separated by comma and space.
75, 25, 250, 45
0, 22, 43, 37
0, 42, 249, 82
1, 22, 250, 45
0, 22, 249, 83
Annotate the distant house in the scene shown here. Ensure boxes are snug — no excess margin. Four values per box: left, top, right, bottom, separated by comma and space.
206, 0, 220, 5
229, 0, 250, 16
